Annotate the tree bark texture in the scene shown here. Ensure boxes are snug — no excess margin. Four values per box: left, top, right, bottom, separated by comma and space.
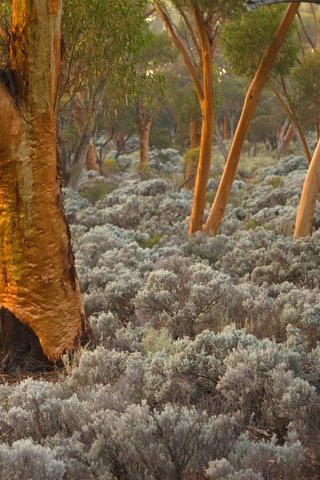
294, 138, 320, 237
203, 3, 299, 236
0, 0, 86, 366
188, 8, 214, 234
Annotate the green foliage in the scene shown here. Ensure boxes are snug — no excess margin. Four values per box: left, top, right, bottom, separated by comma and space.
143, 327, 173, 354
221, 5, 299, 78
61, 0, 149, 99
138, 232, 163, 249
183, 147, 200, 166
291, 49, 320, 131
80, 182, 117, 204
267, 176, 284, 188
102, 158, 121, 175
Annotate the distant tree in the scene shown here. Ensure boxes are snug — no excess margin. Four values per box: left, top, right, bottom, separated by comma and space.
154, 0, 243, 234
60, 0, 148, 188
203, 3, 299, 236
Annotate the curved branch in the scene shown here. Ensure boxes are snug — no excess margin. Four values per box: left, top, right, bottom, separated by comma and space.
153, 2, 204, 103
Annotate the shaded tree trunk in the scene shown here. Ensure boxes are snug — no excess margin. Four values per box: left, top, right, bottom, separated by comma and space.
184, 118, 202, 191
137, 99, 152, 168
68, 126, 93, 190
203, 3, 299, 236
0, 0, 87, 371
86, 138, 99, 172
294, 138, 320, 238
67, 93, 95, 189
283, 122, 295, 151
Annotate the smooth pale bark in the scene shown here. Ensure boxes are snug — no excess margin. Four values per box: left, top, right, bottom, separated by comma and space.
204, 3, 299, 236
294, 139, 320, 237
189, 8, 214, 234
137, 99, 152, 168
0, 0, 86, 366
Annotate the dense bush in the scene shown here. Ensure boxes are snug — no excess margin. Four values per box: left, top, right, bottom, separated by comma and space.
2, 152, 320, 479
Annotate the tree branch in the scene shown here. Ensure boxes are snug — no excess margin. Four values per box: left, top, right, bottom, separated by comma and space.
154, 2, 204, 103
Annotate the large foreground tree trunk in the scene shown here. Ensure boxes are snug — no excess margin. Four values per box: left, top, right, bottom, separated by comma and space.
0, 0, 87, 371
203, 3, 299, 236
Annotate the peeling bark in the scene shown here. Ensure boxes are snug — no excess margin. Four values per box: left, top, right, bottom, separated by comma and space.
0, 0, 87, 367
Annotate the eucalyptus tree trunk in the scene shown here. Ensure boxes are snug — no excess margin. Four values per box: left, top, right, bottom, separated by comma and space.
188, 8, 214, 234
203, 3, 299, 236
68, 93, 96, 189
154, 3, 214, 234
137, 99, 152, 168
0, 0, 87, 371
294, 139, 320, 237
184, 119, 201, 191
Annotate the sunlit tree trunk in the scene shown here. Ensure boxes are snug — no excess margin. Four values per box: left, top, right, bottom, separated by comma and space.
294, 138, 320, 238
0, 0, 87, 371
203, 3, 299, 236
189, 7, 214, 234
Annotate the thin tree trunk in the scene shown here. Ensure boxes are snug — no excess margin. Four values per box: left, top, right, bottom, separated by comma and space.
189, 118, 202, 148
283, 122, 295, 151
184, 119, 201, 191
138, 99, 152, 168
68, 127, 93, 190
86, 138, 99, 172
0, 0, 87, 370
189, 8, 214, 234
203, 3, 299, 236
223, 115, 231, 140
294, 138, 320, 238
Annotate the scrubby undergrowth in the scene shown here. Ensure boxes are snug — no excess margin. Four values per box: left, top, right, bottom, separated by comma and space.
1, 151, 320, 479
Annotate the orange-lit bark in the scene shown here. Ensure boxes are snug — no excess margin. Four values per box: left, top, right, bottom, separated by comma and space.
154, 3, 214, 234
189, 7, 214, 234
294, 138, 320, 238
0, 0, 86, 367
203, 3, 299, 236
